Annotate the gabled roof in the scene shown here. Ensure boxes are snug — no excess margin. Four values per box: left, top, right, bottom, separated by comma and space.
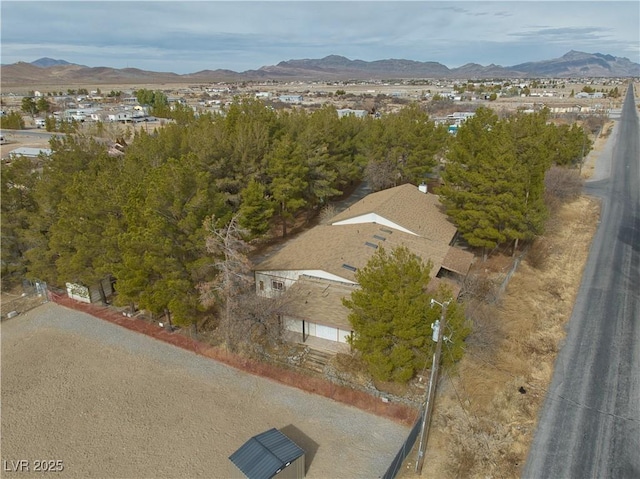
229, 428, 304, 479
255, 223, 450, 283
330, 183, 457, 244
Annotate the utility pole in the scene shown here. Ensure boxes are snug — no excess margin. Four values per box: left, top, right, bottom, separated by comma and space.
415, 298, 449, 474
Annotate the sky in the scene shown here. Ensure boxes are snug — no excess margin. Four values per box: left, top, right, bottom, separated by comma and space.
1, 1, 639, 74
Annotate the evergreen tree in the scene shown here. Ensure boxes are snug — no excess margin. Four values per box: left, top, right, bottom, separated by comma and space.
266, 134, 308, 236
0, 158, 38, 287
0, 111, 25, 129
343, 246, 468, 383
114, 153, 227, 326
366, 104, 447, 190
47, 156, 122, 302
439, 108, 519, 257
505, 110, 553, 250
238, 179, 274, 238
24, 136, 112, 283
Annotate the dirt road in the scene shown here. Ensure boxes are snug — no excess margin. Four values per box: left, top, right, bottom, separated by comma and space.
1, 303, 408, 478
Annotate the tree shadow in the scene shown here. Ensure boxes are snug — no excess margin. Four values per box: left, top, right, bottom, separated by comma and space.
280, 424, 319, 473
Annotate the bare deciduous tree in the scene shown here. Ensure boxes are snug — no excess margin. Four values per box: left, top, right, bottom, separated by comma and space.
544, 166, 584, 205
199, 214, 254, 351
199, 214, 293, 354
364, 159, 398, 192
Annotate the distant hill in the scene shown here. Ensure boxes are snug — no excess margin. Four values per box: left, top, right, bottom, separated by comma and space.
1, 51, 638, 86
509, 50, 640, 78
31, 57, 76, 68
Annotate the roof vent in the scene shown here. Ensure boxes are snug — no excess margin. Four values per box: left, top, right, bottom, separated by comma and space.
419, 182, 428, 194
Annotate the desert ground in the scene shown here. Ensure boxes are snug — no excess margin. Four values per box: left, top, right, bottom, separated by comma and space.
1, 303, 408, 478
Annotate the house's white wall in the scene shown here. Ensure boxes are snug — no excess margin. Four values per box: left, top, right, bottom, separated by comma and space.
255, 270, 355, 296
284, 317, 352, 345
338, 328, 352, 343
285, 317, 303, 333
255, 270, 301, 297
302, 270, 356, 284
332, 213, 417, 236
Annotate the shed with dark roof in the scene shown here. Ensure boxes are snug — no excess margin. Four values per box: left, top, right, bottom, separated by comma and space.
229, 428, 305, 479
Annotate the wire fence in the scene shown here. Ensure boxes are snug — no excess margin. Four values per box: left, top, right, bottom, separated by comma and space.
382, 406, 425, 479
1, 280, 49, 320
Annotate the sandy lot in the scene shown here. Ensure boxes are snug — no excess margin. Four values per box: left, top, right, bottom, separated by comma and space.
1, 303, 408, 478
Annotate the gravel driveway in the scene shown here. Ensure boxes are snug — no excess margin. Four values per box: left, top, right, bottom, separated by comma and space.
1, 303, 408, 478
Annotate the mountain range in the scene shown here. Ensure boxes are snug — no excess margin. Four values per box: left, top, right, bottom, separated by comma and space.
2, 51, 639, 86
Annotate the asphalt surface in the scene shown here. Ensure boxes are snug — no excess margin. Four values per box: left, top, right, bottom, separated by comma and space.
523, 85, 640, 477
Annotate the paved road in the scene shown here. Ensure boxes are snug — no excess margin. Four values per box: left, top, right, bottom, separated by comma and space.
0, 128, 64, 139
523, 85, 640, 477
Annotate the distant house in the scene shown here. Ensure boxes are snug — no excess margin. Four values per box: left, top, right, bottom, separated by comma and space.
278, 95, 303, 104
229, 428, 305, 479
107, 111, 132, 122
5, 147, 52, 161
90, 110, 109, 122
254, 183, 473, 351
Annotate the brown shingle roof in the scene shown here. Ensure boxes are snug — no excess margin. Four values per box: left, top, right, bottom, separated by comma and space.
441, 247, 475, 276
255, 223, 450, 282
284, 276, 355, 330
331, 183, 457, 244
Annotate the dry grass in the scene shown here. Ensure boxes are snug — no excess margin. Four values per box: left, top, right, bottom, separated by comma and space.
398, 195, 600, 479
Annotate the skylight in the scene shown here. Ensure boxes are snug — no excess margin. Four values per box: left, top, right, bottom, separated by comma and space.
373, 234, 386, 241
342, 264, 357, 272
365, 242, 379, 249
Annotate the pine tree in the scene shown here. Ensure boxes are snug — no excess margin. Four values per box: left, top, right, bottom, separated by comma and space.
343, 246, 468, 383
238, 179, 274, 238
440, 108, 519, 258
266, 135, 308, 236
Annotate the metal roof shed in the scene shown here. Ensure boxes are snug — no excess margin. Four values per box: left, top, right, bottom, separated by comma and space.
229, 428, 305, 479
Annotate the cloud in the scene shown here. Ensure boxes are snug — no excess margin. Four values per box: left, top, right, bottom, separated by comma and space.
1, 1, 638, 73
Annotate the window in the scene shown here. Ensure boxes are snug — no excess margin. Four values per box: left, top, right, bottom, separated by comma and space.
259, 281, 264, 291
271, 280, 285, 291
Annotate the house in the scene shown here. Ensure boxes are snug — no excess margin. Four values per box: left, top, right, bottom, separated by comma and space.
278, 95, 303, 104
254, 184, 474, 351
229, 428, 305, 479
4, 147, 53, 161
107, 111, 132, 123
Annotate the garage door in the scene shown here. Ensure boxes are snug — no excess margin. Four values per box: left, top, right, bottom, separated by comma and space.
315, 324, 338, 341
